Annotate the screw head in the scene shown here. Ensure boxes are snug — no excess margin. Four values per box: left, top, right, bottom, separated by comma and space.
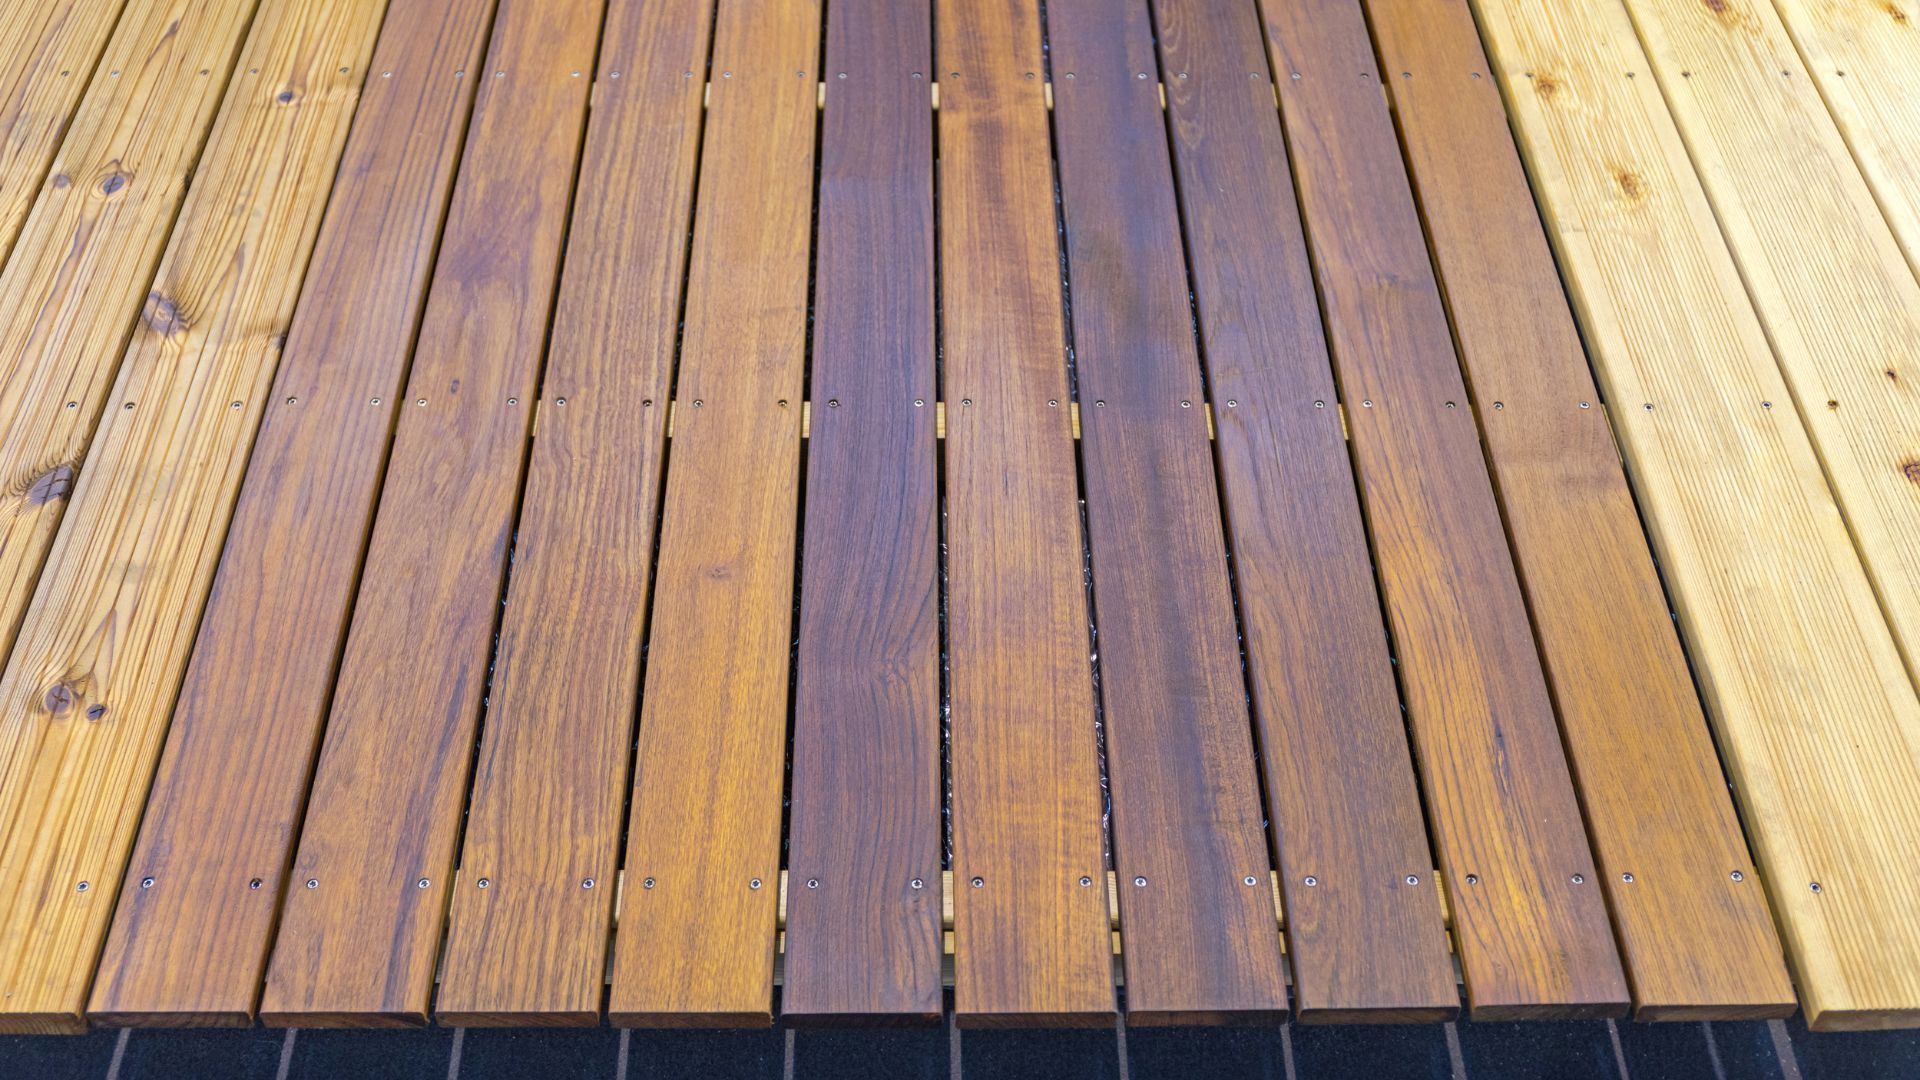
1405, 874, 1420, 885
1134, 876, 1148, 887
1465, 874, 1480, 885
749, 878, 762, 889
910, 878, 925, 889
643, 877, 656, 889
476, 878, 490, 889
1622, 872, 1636, 883
77, 881, 90, 892
1244, 875, 1258, 886
971, 876, 985, 888
250, 878, 263, 890
582, 878, 595, 889
1731, 871, 1745, 882
417, 878, 430, 889
306, 879, 319, 889
141, 878, 154, 889
806, 879, 820, 889
1810, 882, 1822, 893
1304, 876, 1318, 887
1571, 874, 1586, 884
1079, 876, 1093, 887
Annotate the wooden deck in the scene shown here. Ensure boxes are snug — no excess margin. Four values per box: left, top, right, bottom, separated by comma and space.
0, 0, 1916, 1037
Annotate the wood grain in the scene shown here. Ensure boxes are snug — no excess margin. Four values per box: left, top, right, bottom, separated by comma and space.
780, 0, 942, 1027
1470, 0, 1920, 1031
0, 0, 391, 1033
1257, 0, 1629, 1018
604, 0, 821, 1029
87, 0, 496, 1028
938, 0, 1113, 1029
256, 0, 602, 1028
1150, 0, 1457, 1022
433, 0, 712, 1028
1362, 0, 1795, 1019
1044, 0, 1286, 1027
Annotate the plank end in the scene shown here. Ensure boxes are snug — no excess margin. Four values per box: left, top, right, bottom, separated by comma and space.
1467, 998, 1630, 1022
1295, 1003, 1460, 1025
434, 1008, 603, 1028
608, 1009, 775, 1030
1804, 1006, 1920, 1033
954, 1007, 1116, 1031
89, 1008, 255, 1029
1633, 1000, 1797, 1023
257, 1008, 430, 1029
1123, 1007, 1287, 1027
0, 1008, 88, 1035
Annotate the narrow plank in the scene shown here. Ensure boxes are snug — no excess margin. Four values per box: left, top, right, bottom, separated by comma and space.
1149, 0, 1458, 1022
0, 0, 392, 1034
433, 0, 712, 1027
938, 0, 1113, 1029
1361, 0, 1794, 1018
88, 0, 497, 1028
0, 0, 131, 263
1470, 0, 1920, 1032
1043, 0, 1285, 1026
603, 0, 821, 1028
1257, 0, 1629, 1018
257, 0, 603, 1028
780, 0, 942, 1026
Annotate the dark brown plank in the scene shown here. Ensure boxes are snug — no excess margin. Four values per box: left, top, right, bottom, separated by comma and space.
780, 0, 942, 1027
1256, 0, 1630, 1017
258, 0, 603, 1026
1150, 0, 1457, 1021
1043, 0, 1286, 1026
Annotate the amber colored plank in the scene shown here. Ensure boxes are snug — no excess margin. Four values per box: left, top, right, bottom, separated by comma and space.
86, 0, 496, 1029
780, 0, 941, 1027
1149, 0, 1456, 1022
1360, 0, 1794, 1019
1470, 0, 1920, 1033
603, 0, 820, 1030
1042, 0, 1285, 1027
0, 0, 130, 265
937, 0, 1113, 1030
433, 0, 712, 1028
253, 0, 601, 1030
0, 0, 391, 1034
1256, 0, 1629, 1018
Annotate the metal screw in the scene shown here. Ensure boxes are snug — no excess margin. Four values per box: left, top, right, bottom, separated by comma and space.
1762, 401, 1773, 409
1571, 874, 1586, 884
1362, 400, 1373, 408
1494, 401, 1504, 409
1405, 874, 1420, 886
1731, 871, 1745, 882
971, 876, 984, 888
306, 879, 319, 889
806, 879, 820, 889
250, 879, 263, 889
1134, 876, 1148, 887
1314, 400, 1325, 408
371, 398, 382, 405
1445, 401, 1456, 409
1580, 401, 1591, 408
1304, 876, 1318, 887
643, 877, 656, 889
141, 878, 154, 889
416, 398, 426, 406
418, 878, 430, 888
914, 399, 924, 407
1465, 874, 1480, 885
66, 401, 77, 409
828, 399, 840, 408
1095, 400, 1105, 408
749, 878, 762, 889
1048, 399, 1058, 407
1227, 400, 1238, 408
1622, 872, 1636, 883
1244, 876, 1258, 886
77, 881, 90, 892
1079, 876, 1093, 887
231, 401, 242, 409
692, 399, 703, 407
1180, 400, 1191, 408
477, 878, 490, 888
961, 398, 972, 407
286, 396, 298, 405
1810, 882, 1822, 893
582, 878, 596, 889
556, 398, 567, 406
911, 878, 924, 889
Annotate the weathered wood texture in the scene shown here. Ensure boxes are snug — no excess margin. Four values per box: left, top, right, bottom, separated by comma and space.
433, 0, 713, 1027
257, 0, 602, 1027
604, 0, 820, 1029
781, 0, 942, 1026
1044, 0, 1286, 1026
938, 0, 1113, 1029
1150, 0, 1456, 1022
1361, 0, 1794, 1019
1470, 0, 1920, 1031
1258, 0, 1628, 1017
87, 0, 497, 1027
0, 0, 391, 1033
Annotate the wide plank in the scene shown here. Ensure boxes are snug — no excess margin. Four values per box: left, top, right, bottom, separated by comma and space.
87, 0, 496, 1028
780, 0, 942, 1026
0, 0, 391, 1034
604, 0, 821, 1028
1044, 0, 1286, 1026
1258, 0, 1629, 1017
938, 0, 1113, 1029
1361, 0, 1794, 1018
433, 0, 713, 1028
1150, 0, 1457, 1022
257, 0, 603, 1028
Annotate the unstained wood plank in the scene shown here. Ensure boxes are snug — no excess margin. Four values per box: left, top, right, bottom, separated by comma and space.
781, 0, 942, 1026
1150, 0, 1457, 1022
604, 0, 821, 1029
87, 0, 496, 1028
433, 0, 712, 1028
1361, 0, 1795, 1018
1256, 0, 1629, 1017
257, 0, 603, 1028
0, 0, 393, 1034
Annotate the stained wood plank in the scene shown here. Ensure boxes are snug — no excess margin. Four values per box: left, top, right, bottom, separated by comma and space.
256, 0, 602, 1028
780, 0, 942, 1026
1361, 0, 1795, 1019
938, 0, 1113, 1029
0, 0, 392, 1034
1043, 0, 1285, 1027
1470, 0, 1920, 1032
1149, 0, 1457, 1022
432, 0, 713, 1028
603, 0, 821, 1029
1256, 0, 1629, 1018
87, 0, 496, 1028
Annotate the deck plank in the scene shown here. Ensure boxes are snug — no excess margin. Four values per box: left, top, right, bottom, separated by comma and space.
0, 0, 392, 1034
780, 0, 943, 1027
1256, 0, 1630, 1018
1471, 0, 1920, 1032
1043, 0, 1286, 1026
256, 0, 603, 1028
1360, 0, 1795, 1019
1149, 0, 1457, 1022
86, 0, 497, 1028
603, 0, 821, 1029
432, 0, 714, 1028
938, 0, 1113, 1029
